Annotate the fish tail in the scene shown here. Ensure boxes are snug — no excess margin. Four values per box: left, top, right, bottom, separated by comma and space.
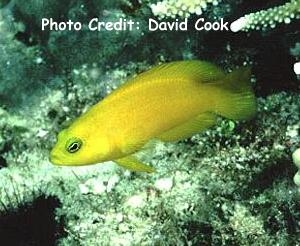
214, 67, 257, 120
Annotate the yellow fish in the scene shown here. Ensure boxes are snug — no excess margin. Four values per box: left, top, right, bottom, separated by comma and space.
50, 60, 256, 172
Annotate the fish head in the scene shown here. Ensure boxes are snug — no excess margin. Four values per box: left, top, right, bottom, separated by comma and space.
50, 126, 111, 166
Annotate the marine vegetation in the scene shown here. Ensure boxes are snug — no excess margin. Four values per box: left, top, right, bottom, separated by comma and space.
0, 0, 299, 245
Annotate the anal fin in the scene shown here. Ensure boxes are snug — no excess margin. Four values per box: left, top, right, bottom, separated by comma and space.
158, 112, 217, 142
115, 156, 155, 173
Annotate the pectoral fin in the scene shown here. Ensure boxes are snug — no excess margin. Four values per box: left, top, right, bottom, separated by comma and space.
158, 112, 217, 142
115, 156, 155, 173
119, 129, 148, 155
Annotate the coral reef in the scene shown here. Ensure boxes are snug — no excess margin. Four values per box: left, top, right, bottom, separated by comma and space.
231, 0, 300, 32
150, 0, 221, 19
1, 63, 300, 244
0, 0, 299, 245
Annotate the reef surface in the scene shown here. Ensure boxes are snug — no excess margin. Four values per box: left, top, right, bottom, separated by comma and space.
0, 0, 299, 245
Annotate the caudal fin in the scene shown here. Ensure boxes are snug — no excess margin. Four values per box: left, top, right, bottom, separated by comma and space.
214, 67, 257, 121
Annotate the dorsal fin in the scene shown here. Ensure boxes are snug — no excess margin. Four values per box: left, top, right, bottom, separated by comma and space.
121, 60, 226, 89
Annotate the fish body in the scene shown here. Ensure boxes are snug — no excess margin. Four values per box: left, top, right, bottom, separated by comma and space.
50, 61, 256, 172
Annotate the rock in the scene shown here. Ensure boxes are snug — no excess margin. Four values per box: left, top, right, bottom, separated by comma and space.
125, 194, 145, 208
292, 148, 300, 168
154, 177, 173, 191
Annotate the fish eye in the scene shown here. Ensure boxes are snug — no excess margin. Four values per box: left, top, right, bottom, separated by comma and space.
66, 138, 82, 153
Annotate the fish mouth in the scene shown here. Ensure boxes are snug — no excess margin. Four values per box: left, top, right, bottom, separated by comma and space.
49, 150, 83, 166
49, 155, 62, 165
49, 150, 64, 165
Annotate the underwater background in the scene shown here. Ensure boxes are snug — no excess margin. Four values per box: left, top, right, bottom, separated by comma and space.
0, 0, 300, 245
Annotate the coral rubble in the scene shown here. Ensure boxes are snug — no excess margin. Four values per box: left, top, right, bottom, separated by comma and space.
0, 0, 299, 245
